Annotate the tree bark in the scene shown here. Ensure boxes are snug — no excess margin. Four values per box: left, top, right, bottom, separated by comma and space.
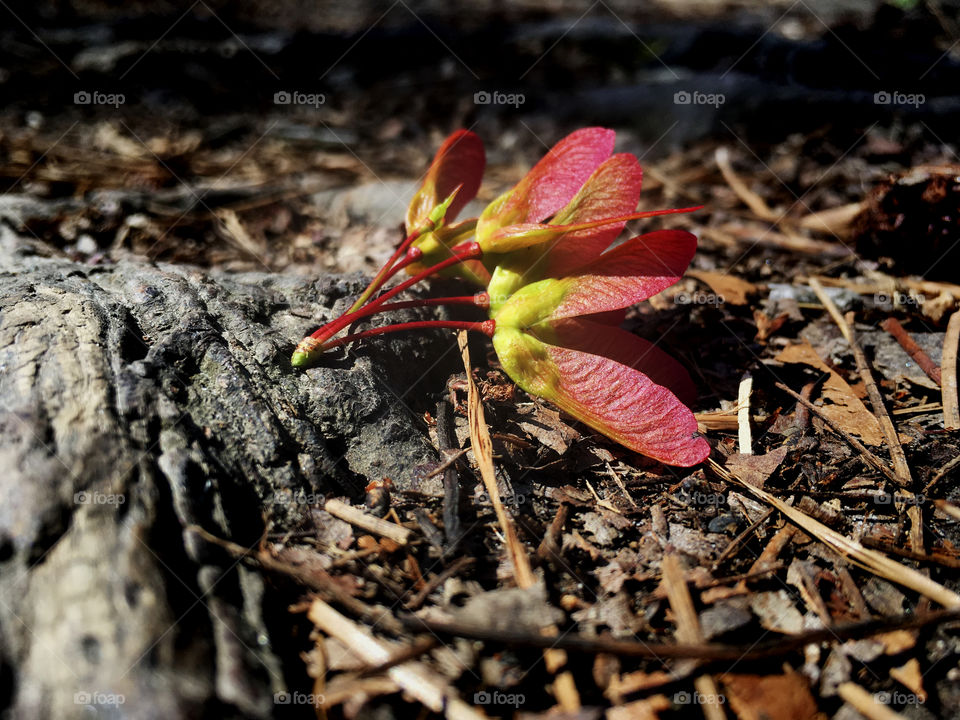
0, 228, 455, 718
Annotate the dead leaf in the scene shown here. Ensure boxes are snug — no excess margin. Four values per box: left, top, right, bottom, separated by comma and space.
721, 672, 821, 720
688, 269, 758, 305
726, 447, 789, 488
775, 342, 884, 445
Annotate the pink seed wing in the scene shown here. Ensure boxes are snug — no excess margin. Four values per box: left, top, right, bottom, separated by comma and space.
534, 317, 698, 406
550, 229, 697, 320
543, 154, 643, 277
405, 130, 485, 233
542, 342, 709, 466
477, 127, 615, 238
582, 308, 627, 326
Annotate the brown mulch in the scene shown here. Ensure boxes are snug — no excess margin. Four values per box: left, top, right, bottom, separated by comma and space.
5, 113, 960, 719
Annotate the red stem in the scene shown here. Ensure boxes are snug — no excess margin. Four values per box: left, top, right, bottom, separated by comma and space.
310, 242, 483, 344
345, 226, 426, 314
370, 293, 489, 314
320, 319, 495, 351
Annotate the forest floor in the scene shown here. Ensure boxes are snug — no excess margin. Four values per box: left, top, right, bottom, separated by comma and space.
3, 109, 960, 720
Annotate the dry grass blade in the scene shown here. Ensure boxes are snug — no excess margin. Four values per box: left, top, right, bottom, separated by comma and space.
457, 332, 534, 587
710, 460, 960, 609
942, 310, 960, 430
457, 332, 581, 710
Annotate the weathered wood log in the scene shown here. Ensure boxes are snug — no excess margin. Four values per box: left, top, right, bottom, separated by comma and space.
0, 228, 456, 718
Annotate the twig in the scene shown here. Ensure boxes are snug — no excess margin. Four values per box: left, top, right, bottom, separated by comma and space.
794, 381, 817, 431
402, 607, 960, 663
457, 332, 534, 586
775, 382, 900, 484
662, 553, 725, 720
924, 454, 960, 494
942, 310, 960, 430
606, 462, 638, 508
934, 500, 960, 522
881, 318, 942, 385
860, 538, 960, 569
796, 201, 865, 235
308, 599, 486, 720
807, 273, 960, 300
324, 499, 413, 546
423, 448, 469, 479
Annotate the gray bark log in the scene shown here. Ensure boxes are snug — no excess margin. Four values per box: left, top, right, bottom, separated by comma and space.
0, 227, 454, 718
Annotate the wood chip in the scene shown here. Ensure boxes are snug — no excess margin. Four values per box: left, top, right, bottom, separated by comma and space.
737, 374, 754, 455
